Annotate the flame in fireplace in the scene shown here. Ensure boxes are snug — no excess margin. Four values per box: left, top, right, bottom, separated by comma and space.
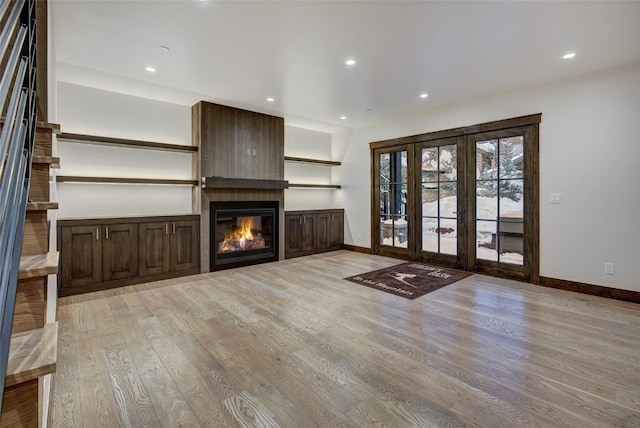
219, 216, 265, 253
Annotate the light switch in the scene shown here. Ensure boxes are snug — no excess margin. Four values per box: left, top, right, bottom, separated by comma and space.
246, 148, 251, 156
252, 149, 257, 156
549, 193, 562, 204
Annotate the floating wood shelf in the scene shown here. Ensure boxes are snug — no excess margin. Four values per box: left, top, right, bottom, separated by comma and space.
288, 183, 342, 189
56, 176, 198, 186
19, 252, 59, 279
202, 176, 289, 190
284, 156, 341, 166
58, 132, 198, 153
5, 322, 58, 387
26, 202, 58, 211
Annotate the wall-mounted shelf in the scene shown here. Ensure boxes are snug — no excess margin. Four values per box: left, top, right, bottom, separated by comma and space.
58, 132, 198, 153
284, 156, 341, 166
288, 183, 341, 189
56, 176, 198, 186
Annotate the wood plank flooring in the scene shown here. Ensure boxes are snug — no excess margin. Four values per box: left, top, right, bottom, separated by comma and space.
50, 251, 640, 427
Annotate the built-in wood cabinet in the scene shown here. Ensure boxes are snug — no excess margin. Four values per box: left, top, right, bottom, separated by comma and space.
285, 209, 344, 258
139, 219, 199, 276
139, 221, 171, 277
170, 220, 199, 272
58, 215, 199, 296
102, 223, 139, 282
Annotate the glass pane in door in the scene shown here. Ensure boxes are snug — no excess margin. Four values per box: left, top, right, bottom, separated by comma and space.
421, 144, 457, 255
379, 151, 408, 248
475, 136, 524, 265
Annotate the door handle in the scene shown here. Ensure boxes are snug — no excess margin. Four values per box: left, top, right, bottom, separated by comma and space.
165, 223, 169, 235
96, 227, 100, 241
105, 227, 109, 240
172, 223, 176, 234
453, 209, 463, 220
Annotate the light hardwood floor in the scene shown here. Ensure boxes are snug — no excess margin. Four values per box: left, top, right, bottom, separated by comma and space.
50, 250, 640, 427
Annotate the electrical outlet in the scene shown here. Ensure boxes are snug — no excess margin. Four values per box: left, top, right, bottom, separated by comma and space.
246, 148, 251, 156
549, 193, 562, 204
605, 263, 615, 275
252, 148, 257, 156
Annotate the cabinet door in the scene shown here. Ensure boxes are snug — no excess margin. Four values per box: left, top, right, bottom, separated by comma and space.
170, 220, 199, 272
139, 221, 170, 277
315, 213, 331, 250
330, 211, 344, 249
284, 214, 303, 257
300, 214, 316, 252
103, 223, 139, 282
60, 225, 102, 288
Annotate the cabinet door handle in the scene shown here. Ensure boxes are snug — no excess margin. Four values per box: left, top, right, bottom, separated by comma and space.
165, 223, 169, 235
105, 227, 109, 240
172, 223, 176, 234
96, 227, 100, 241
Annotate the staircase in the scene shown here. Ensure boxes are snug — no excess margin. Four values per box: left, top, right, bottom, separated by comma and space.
0, 0, 60, 426
1, 124, 59, 427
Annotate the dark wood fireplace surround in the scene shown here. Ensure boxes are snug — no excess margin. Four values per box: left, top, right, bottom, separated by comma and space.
193, 102, 287, 272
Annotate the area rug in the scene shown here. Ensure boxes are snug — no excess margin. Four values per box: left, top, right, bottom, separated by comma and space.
344, 262, 471, 300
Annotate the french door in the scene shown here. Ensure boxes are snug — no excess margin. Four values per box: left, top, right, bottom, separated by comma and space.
371, 115, 540, 283
467, 126, 538, 282
416, 137, 465, 269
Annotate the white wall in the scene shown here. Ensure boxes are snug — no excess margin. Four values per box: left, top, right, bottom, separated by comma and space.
334, 63, 640, 292
56, 82, 194, 217
284, 126, 339, 211
56, 83, 339, 216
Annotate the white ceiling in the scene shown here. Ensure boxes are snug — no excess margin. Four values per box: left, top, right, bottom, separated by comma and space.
52, 1, 640, 132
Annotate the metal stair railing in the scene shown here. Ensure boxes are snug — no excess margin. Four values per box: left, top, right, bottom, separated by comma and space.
0, 0, 38, 409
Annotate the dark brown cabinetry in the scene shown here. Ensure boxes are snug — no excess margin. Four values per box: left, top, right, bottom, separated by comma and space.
103, 223, 139, 282
139, 219, 199, 276
170, 220, 199, 272
285, 209, 344, 259
139, 221, 170, 277
59, 225, 102, 288
59, 215, 199, 296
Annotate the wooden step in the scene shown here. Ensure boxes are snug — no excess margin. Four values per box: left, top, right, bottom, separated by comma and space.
18, 252, 59, 280
32, 155, 60, 168
26, 201, 58, 211
4, 322, 58, 388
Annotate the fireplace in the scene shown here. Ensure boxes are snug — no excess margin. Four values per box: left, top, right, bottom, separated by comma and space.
210, 201, 279, 271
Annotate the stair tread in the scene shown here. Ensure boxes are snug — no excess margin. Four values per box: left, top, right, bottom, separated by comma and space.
18, 252, 59, 279
26, 201, 59, 211
32, 155, 60, 168
5, 322, 58, 387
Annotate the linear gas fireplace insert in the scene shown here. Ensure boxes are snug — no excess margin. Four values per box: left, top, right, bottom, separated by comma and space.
210, 200, 279, 271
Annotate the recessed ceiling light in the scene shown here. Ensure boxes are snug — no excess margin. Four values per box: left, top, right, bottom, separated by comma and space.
340, 116, 347, 120
145, 66, 156, 73
366, 109, 372, 112
345, 59, 356, 66
420, 92, 429, 98
563, 52, 576, 59
266, 97, 275, 103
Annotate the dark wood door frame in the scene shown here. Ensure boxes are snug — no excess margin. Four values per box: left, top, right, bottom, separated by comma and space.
370, 113, 541, 283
